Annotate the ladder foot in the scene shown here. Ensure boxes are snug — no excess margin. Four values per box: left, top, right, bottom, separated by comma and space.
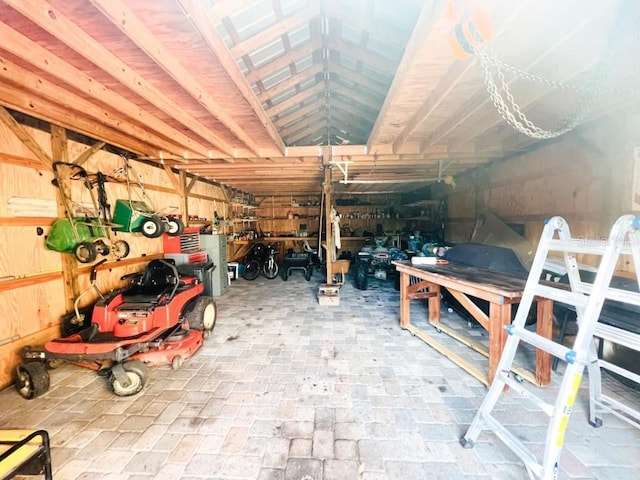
589, 417, 603, 428
459, 436, 474, 448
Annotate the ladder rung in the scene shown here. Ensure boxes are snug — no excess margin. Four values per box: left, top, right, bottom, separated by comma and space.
546, 239, 634, 256
497, 371, 555, 416
532, 284, 589, 308
506, 326, 579, 365
594, 323, 640, 351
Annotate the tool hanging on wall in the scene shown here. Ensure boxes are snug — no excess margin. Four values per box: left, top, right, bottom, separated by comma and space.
45, 162, 130, 263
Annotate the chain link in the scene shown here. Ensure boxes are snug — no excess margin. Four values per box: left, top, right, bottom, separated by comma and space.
476, 48, 604, 139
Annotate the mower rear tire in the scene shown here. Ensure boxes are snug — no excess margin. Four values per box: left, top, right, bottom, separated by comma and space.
243, 260, 260, 280
305, 266, 312, 281
75, 241, 98, 263
141, 216, 164, 238
186, 296, 216, 336
15, 361, 50, 399
165, 217, 185, 236
355, 261, 369, 290
112, 240, 130, 259
109, 360, 149, 397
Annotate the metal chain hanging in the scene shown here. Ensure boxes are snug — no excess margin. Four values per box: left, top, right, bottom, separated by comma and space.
475, 48, 599, 139
471, 1, 639, 140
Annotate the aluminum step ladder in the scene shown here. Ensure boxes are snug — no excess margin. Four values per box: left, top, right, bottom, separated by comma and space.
460, 214, 640, 480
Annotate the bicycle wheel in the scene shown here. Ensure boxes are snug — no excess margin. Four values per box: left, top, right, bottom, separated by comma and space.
243, 259, 261, 280
263, 258, 279, 279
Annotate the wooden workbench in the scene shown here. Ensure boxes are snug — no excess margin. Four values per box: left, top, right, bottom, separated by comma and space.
393, 261, 553, 387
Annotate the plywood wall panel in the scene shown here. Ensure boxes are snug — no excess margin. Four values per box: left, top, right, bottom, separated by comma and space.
448, 111, 640, 273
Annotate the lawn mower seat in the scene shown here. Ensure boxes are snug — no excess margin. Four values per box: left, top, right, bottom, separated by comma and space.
122, 259, 179, 304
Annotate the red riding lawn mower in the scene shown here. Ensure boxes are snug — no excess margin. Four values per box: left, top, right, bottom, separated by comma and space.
15, 258, 216, 399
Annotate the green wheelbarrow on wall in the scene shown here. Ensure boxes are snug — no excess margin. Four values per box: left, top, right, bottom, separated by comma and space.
111, 157, 184, 238
45, 162, 130, 263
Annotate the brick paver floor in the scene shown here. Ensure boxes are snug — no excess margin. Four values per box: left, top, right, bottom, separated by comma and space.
1, 272, 639, 479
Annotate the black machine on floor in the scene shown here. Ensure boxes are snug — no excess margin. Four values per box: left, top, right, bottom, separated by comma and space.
353, 237, 408, 290
15, 258, 216, 399
440, 243, 534, 325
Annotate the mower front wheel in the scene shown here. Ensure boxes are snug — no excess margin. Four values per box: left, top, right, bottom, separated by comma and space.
74, 241, 98, 263
109, 360, 150, 397
112, 240, 130, 259
141, 216, 164, 238
186, 296, 217, 337
15, 361, 50, 399
165, 217, 185, 236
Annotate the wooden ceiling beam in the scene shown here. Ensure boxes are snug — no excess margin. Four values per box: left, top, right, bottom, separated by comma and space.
177, 0, 286, 154
89, 0, 262, 157
280, 111, 326, 138
266, 83, 326, 117
5, 0, 243, 157
0, 54, 196, 158
367, 1, 444, 146
328, 104, 375, 129
206, 0, 257, 23
0, 83, 158, 156
286, 122, 327, 145
323, 0, 413, 43
245, 39, 322, 84
331, 85, 382, 111
393, 61, 474, 153
275, 103, 324, 128
326, 37, 396, 72
258, 64, 324, 103
229, 5, 321, 58
329, 62, 389, 97
0, 21, 222, 158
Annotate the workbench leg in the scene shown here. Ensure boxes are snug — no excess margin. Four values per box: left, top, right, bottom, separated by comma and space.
488, 303, 511, 384
535, 298, 553, 386
399, 272, 410, 329
428, 283, 441, 326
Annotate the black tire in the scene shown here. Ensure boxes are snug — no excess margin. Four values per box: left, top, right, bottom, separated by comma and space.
109, 360, 150, 397
282, 268, 289, 281
74, 241, 98, 263
185, 296, 216, 334
141, 216, 164, 238
15, 362, 50, 399
93, 239, 110, 256
243, 260, 261, 280
112, 240, 130, 259
166, 217, 185, 236
355, 260, 369, 290
305, 266, 312, 281
263, 258, 279, 279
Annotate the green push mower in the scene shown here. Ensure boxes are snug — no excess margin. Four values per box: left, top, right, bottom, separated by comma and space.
45, 162, 130, 263
111, 156, 184, 238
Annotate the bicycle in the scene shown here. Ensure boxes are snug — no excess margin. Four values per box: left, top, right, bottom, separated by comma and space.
242, 242, 279, 280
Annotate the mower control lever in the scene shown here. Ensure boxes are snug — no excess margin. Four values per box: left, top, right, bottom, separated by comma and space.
90, 258, 108, 283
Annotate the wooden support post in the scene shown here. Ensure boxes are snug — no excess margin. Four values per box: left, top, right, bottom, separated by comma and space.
74, 141, 105, 165
179, 170, 189, 227
322, 147, 333, 285
0, 107, 52, 168
50, 124, 80, 311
